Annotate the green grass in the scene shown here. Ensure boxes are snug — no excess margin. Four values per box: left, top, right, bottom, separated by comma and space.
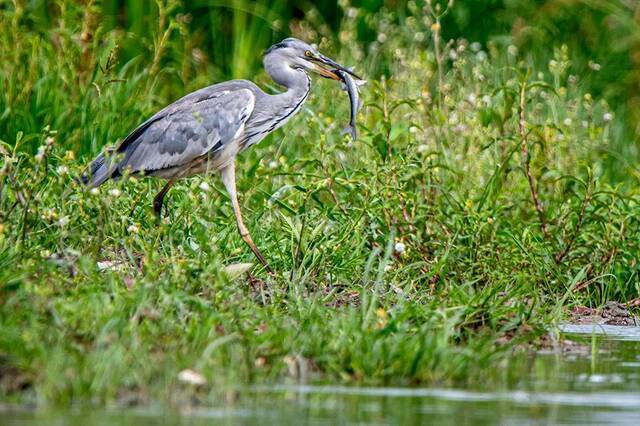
1, 1, 639, 407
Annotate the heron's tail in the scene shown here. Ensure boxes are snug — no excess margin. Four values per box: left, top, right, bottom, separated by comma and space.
78, 152, 115, 188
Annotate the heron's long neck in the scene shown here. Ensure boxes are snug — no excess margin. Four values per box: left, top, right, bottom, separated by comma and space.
263, 57, 311, 128
269, 67, 309, 101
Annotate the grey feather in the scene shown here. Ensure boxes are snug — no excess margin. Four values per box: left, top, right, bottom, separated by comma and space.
80, 151, 107, 186
82, 84, 256, 186
117, 87, 255, 174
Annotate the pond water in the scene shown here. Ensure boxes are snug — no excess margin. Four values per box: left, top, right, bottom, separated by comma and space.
2, 324, 640, 425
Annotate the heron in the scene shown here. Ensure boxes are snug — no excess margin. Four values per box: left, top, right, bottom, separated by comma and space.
81, 38, 361, 273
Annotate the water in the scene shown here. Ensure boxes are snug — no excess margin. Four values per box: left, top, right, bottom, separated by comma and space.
557, 324, 640, 341
2, 325, 640, 425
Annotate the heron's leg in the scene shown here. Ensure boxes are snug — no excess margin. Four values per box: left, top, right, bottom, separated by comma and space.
153, 179, 175, 219
220, 163, 273, 273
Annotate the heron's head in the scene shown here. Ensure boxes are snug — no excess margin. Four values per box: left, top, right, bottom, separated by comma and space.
264, 38, 361, 81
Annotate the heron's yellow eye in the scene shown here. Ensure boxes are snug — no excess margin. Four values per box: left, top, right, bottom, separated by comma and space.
304, 50, 313, 58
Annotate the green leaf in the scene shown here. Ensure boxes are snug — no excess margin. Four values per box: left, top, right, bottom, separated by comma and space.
373, 134, 388, 162
389, 123, 408, 141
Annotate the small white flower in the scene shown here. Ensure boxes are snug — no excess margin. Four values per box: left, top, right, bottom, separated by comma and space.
377, 33, 387, 43
414, 32, 425, 42
384, 263, 393, 272
90, 187, 99, 195
476, 51, 488, 62
603, 112, 613, 123
409, 126, 419, 134
108, 188, 121, 197
199, 181, 211, 192
394, 242, 406, 254
57, 216, 70, 227
449, 49, 458, 61
45, 136, 55, 145
471, 42, 482, 52
178, 369, 206, 386
56, 165, 69, 176
268, 160, 278, 169
127, 224, 139, 234
417, 144, 429, 153
467, 94, 477, 105
35, 146, 46, 163
588, 61, 601, 71
482, 95, 492, 105
507, 45, 518, 56
563, 118, 572, 126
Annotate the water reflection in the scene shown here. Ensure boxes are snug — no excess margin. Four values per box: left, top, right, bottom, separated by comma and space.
2, 324, 640, 425
558, 324, 640, 341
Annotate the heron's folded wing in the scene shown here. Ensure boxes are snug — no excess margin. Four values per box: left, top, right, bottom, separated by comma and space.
117, 88, 255, 174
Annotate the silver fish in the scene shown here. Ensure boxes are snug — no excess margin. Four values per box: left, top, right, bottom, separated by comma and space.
334, 69, 365, 140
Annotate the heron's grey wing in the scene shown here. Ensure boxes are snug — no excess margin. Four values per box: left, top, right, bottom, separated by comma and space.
116, 88, 255, 175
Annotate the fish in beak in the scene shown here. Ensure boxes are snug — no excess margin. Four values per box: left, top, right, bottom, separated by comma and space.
309, 53, 362, 81
305, 50, 366, 140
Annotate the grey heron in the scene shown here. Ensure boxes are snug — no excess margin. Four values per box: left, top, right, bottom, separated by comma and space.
81, 38, 361, 273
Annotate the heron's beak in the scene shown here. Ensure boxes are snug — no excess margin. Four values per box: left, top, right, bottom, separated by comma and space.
310, 54, 362, 81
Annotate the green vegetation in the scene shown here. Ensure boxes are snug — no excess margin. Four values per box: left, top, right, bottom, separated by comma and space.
1, 0, 639, 407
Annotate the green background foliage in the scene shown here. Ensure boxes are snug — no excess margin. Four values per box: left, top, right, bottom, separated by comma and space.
4, 0, 639, 174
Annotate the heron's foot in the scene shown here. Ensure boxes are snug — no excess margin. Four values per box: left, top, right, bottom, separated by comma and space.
240, 232, 273, 274
262, 261, 275, 276
253, 250, 274, 275
153, 179, 175, 222
152, 199, 165, 221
